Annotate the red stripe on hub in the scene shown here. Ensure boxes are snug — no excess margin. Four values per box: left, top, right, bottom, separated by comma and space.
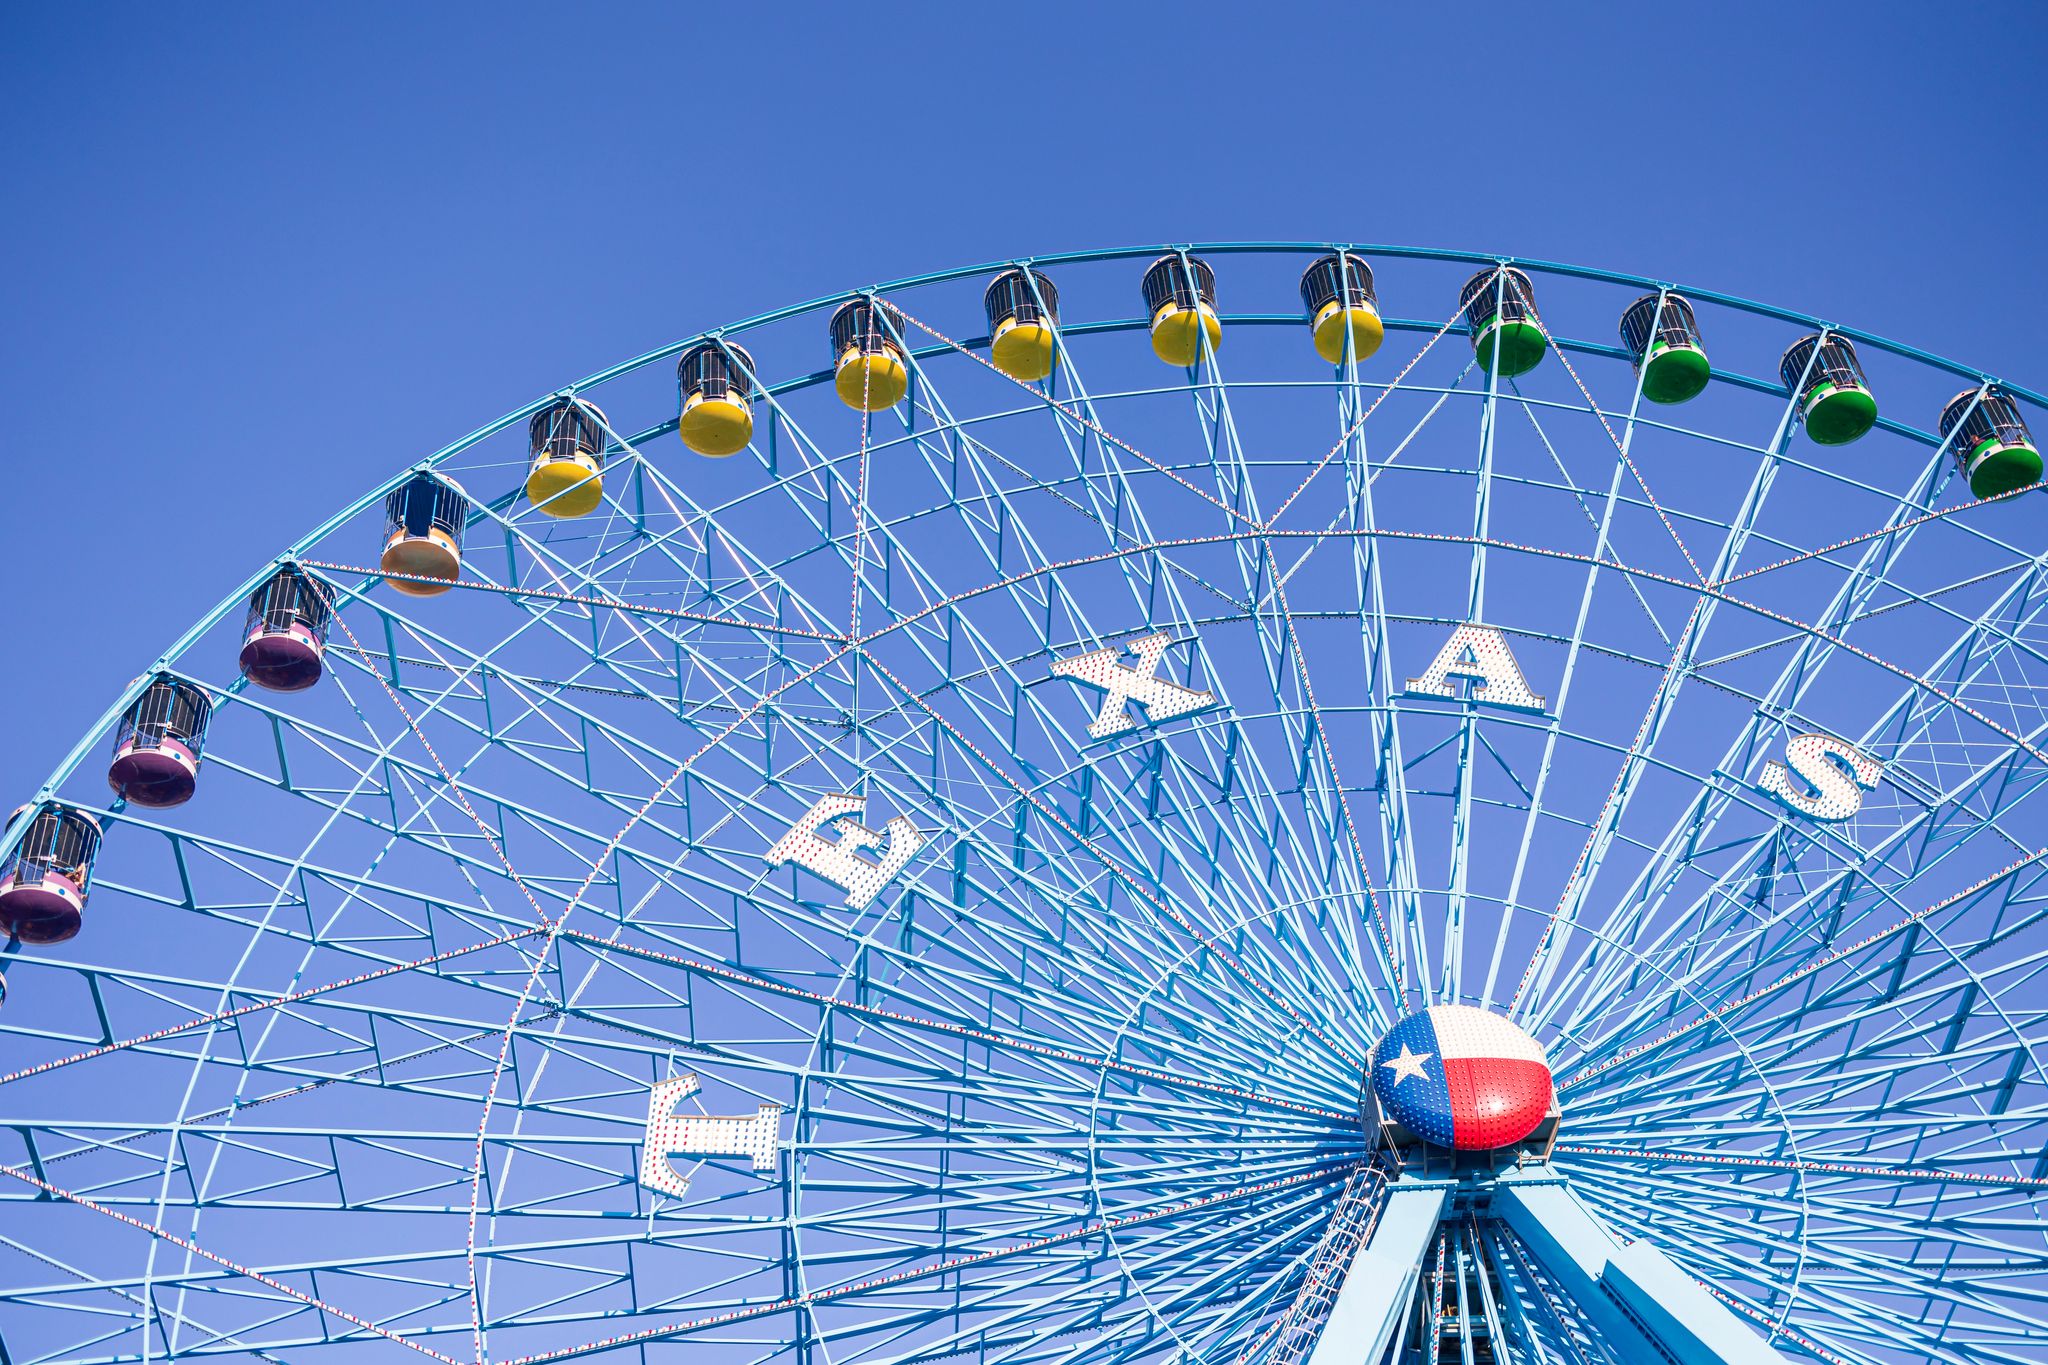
1443, 1057, 1553, 1150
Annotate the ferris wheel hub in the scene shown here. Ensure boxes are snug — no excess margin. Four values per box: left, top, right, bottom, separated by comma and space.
4, 243, 2032, 1365
1368, 1004, 1555, 1152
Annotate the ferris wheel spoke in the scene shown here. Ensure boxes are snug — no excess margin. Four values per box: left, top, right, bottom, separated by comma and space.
1181, 327, 1266, 534
1005, 705, 1386, 1048
1320, 385, 1449, 1020
179, 672, 698, 935
837, 527, 1413, 1035
1523, 554, 2048, 1047
1509, 393, 1681, 646
571, 412, 853, 635
1551, 791, 2048, 1104
1552, 443, 2003, 1007
15, 246, 2048, 1365
818, 407, 1374, 980
1518, 272, 1709, 589
1511, 597, 1709, 1021
892, 299, 1260, 537
1158, 343, 1391, 991
546, 898, 1345, 1133
745, 417, 1368, 1023
1573, 1162, 2040, 1364
1691, 530, 2042, 876
805, 636, 1334, 1047
308, 583, 688, 903
468, 1165, 1335, 1365
806, 1174, 1330, 1365
1254, 554, 1406, 1002
1541, 721, 2042, 1078
788, 1141, 1329, 1266
1425, 342, 1524, 1006
1506, 360, 1818, 1027
1146, 347, 1400, 998
1138, 386, 1415, 1011
0, 909, 548, 1088
0, 1158, 472, 1363
708, 693, 1268, 1056
432, 499, 853, 744
1482, 445, 1648, 1011
0, 1229, 313, 1365
837, 362, 1349, 968
852, 647, 1365, 1074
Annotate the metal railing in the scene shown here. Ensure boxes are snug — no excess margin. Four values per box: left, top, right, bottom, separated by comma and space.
1255, 1164, 1392, 1365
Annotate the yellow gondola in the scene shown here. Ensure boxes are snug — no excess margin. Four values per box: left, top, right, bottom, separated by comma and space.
1141, 254, 1221, 367
524, 397, 609, 518
678, 341, 757, 456
1300, 252, 1383, 364
984, 267, 1059, 381
830, 299, 910, 411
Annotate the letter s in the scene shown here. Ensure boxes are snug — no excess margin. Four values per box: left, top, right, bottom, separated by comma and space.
1759, 733, 1883, 823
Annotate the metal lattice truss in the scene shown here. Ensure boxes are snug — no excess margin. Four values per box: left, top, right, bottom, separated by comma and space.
2, 245, 2045, 1365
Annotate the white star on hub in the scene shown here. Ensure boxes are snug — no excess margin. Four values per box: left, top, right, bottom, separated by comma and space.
1381, 1044, 1432, 1086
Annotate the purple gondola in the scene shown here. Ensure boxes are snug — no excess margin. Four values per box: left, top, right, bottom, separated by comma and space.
106, 677, 212, 808
0, 805, 102, 945
239, 565, 332, 692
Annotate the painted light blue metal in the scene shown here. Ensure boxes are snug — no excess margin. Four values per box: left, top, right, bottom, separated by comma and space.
1496, 1170, 1793, 1365
1, 244, 2042, 1365
1306, 1182, 1449, 1365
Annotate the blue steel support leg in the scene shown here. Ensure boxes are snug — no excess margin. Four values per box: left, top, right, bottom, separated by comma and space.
1493, 1169, 1791, 1365
1307, 1182, 1449, 1365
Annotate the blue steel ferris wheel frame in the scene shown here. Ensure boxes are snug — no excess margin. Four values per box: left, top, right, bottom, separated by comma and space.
2, 242, 2046, 1365
24, 239, 2044, 794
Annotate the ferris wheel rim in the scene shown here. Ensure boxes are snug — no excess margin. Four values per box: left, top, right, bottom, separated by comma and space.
6, 239, 2046, 1365
15, 240, 2036, 839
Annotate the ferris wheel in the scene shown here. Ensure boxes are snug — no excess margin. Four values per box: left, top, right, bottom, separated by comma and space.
2, 241, 2045, 1365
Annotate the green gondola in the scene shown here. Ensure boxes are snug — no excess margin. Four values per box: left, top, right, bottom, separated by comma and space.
1619, 292, 1711, 404
1940, 386, 2043, 499
1460, 266, 1545, 379
1781, 333, 1878, 445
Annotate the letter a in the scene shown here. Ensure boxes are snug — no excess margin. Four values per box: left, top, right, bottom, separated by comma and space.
1759, 733, 1883, 823
1050, 632, 1216, 738
1405, 624, 1546, 712
640, 1074, 783, 1197
765, 792, 925, 909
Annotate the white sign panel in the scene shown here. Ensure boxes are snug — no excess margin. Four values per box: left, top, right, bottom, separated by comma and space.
1050, 632, 1216, 738
1759, 733, 1883, 823
1405, 624, 1547, 713
640, 1074, 782, 1198
765, 792, 925, 909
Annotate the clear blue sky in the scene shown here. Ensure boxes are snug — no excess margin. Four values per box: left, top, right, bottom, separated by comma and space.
4, 1, 2044, 800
